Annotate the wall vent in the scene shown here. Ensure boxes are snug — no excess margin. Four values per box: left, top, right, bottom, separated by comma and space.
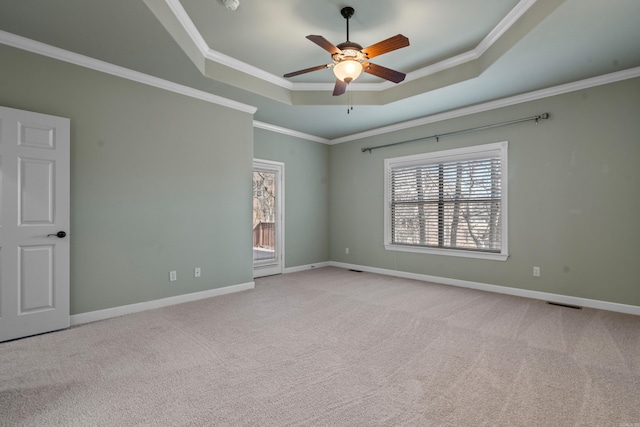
547, 301, 582, 310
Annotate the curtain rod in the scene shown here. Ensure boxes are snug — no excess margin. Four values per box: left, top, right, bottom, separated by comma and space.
361, 112, 550, 153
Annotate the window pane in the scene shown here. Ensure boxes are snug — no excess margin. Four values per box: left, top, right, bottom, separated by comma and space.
253, 170, 276, 262
386, 143, 506, 256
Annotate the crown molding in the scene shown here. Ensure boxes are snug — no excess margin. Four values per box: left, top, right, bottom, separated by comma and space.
408, 0, 537, 83
204, 48, 289, 88
253, 121, 330, 144
3, 28, 636, 146
166, 0, 290, 89
477, 0, 537, 55
329, 67, 640, 144
165, 0, 538, 92
0, 30, 257, 115
164, 0, 209, 54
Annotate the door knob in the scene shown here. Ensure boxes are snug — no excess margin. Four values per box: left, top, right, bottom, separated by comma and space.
47, 231, 67, 238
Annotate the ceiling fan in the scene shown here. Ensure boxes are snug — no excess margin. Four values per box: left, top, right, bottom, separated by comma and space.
283, 6, 410, 96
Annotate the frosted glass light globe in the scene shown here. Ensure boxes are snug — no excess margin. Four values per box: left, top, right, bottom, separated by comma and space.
333, 60, 363, 83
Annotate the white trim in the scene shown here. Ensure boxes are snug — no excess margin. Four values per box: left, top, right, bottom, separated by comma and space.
204, 48, 289, 88
253, 121, 330, 144
165, 0, 291, 89
69, 264, 640, 326
164, 0, 536, 91
384, 244, 509, 261
70, 281, 254, 326
399, 0, 537, 85
4, 27, 638, 146
330, 66, 640, 144
283, 262, 331, 274
328, 262, 640, 316
259, 67, 640, 145
476, 0, 537, 55
406, 51, 478, 84
0, 30, 257, 115
164, 0, 211, 56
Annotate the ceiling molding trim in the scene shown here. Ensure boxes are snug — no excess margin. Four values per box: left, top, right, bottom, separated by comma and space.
0, 30, 257, 115
476, 0, 537, 55
330, 67, 640, 145
253, 121, 330, 144
204, 48, 290, 88
405, 51, 478, 83
406, 0, 536, 83
164, 0, 537, 93
164, 0, 210, 54
166, 0, 291, 89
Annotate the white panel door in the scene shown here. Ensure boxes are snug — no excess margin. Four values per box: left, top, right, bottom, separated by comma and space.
0, 106, 70, 342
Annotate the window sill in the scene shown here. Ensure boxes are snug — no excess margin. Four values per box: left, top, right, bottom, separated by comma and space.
384, 244, 509, 261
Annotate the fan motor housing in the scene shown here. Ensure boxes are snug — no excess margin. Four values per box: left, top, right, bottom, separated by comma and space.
333, 42, 368, 65
336, 41, 363, 51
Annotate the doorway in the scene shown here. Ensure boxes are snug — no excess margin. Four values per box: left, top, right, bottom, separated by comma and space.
252, 159, 284, 278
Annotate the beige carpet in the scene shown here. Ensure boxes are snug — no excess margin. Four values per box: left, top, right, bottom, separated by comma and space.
1, 267, 639, 426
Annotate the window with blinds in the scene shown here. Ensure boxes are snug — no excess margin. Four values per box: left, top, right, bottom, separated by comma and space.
384, 142, 508, 260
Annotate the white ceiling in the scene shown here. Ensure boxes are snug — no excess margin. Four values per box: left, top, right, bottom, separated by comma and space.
1, 0, 639, 140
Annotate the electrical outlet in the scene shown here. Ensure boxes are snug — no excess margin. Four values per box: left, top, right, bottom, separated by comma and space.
345, 247, 349, 255
533, 266, 540, 277
194, 267, 201, 278
169, 270, 177, 282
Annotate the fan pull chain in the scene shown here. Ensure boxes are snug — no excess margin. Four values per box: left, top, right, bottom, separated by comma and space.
347, 84, 354, 114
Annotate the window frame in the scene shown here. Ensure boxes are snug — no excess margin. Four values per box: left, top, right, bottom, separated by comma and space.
384, 141, 509, 261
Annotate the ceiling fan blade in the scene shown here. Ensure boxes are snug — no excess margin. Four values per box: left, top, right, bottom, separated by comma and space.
333, 79, 348, 96
363, 63, 406, 83
362, 34, 409, 59
283, 64, 330, 78
306, 35, 342, 55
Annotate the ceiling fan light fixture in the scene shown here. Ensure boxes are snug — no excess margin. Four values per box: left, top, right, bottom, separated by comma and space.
333, 60, 363, 83
282, 6, 409, 95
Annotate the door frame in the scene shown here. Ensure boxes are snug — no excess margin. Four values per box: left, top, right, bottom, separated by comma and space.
252, 159, 284, 278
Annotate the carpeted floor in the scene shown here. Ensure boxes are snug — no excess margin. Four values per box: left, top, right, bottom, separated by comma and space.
1, 267, 639, 426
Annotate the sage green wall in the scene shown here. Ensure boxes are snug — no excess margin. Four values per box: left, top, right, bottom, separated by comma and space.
329, 77, 640, 306
0, 45, 254, 315
253, 128, 330, 267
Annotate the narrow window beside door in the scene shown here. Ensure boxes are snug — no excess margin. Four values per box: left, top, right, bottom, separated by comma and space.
252, 160, 284, 277
253, 169, 276, 263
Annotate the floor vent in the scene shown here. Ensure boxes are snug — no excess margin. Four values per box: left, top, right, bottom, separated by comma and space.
547, 301, 582, 310
348, 269, 363, 273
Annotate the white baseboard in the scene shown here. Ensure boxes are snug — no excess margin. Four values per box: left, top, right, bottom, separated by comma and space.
71, 263, 638, 325
70, 281, 255, 326
283, 262, 331, 274
328, 262, 640, 316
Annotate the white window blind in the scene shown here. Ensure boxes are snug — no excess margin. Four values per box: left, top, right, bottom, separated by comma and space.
384, 142, 508, 260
